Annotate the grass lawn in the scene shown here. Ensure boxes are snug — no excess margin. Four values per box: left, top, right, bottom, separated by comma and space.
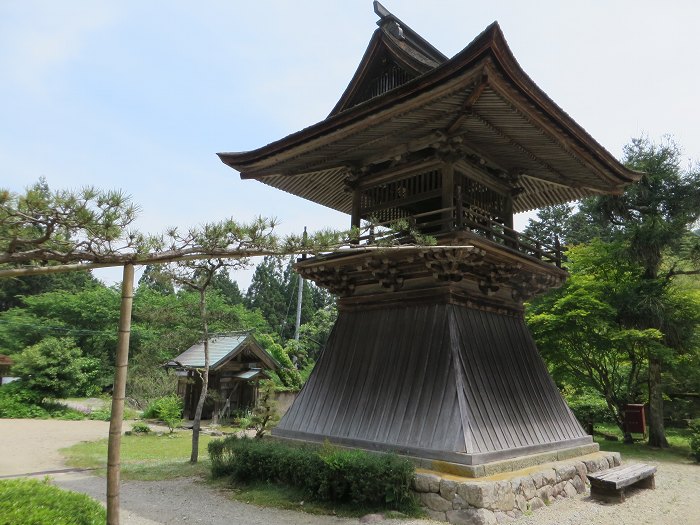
217, 480, 423, 519
61, 431, 212, 481
594, 423, 694, 463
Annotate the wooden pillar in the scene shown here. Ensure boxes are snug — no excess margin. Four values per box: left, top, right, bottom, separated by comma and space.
441, 163, 455, 232
107, 263, 134, 525
503, 195, 517, 248
351, 186, 361, 244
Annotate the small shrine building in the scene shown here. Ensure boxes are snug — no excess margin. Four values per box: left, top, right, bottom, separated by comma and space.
218, 2, 640, 474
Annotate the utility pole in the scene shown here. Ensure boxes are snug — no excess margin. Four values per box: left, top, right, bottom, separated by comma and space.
294, 227, 307, 341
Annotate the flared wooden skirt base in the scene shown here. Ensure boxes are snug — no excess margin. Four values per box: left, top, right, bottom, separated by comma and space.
273, 299, 592, 472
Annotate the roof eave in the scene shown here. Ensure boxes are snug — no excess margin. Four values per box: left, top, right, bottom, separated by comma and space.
219, 21, 639, 186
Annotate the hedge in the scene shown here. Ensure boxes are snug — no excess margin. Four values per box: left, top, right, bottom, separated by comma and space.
0, 478, 105, 525
208, 436, 414, 508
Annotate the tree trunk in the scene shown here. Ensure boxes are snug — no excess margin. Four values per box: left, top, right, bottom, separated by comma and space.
648, 355, 669, 448
190, 288, 210, 463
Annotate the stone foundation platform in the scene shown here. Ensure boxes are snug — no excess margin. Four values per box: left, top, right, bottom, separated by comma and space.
412, 451, 621, 524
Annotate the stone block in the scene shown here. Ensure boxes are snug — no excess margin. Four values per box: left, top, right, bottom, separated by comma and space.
536, 485, 553, 504
459, 482, 494, 508
555, 464, 577, 483
446, 508, 497, 525
440, 479, 457, 501
541, 468, 557, 485
564, 481, 578, 498
530, 471, 545, 489
425, 509, 447, 522
420, 492, 453, 512
494, 482, 516, 512
572, 474, 586, 494
514, 494, 528, 513
582, 459, 598, 473
611, 452, 621, 466
452, 493, 468, 510
520, 476, 536, 500
573, 461, 587, 480
494, 511, 514, 524
528, 497, 546, 511
552, 481, 565, 496
413, 472, 441, 493
508, 477, 523, 496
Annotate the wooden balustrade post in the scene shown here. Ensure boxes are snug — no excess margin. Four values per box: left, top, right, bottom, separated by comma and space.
455, 185, 464, 230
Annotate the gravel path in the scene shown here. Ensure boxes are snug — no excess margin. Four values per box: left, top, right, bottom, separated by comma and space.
1, 419, 698, 524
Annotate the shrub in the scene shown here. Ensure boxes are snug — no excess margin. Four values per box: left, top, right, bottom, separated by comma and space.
251, 381, 279, 438
0, 477, 105, 524
131, 421, 151, 434
11, 337, 101, 399
564, 388, 613, 432
689, 419, 700, 462
0, 382, 49, 418
87, 407, 112, 421
208, 437, 414, 509
0, 383, 86, 420
143, 395, 182, 432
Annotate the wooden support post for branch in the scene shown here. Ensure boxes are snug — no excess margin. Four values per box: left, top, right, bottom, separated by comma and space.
106, 263, 134, 525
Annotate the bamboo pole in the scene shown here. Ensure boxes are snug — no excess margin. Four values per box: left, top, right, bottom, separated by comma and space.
106, 263, 134, 525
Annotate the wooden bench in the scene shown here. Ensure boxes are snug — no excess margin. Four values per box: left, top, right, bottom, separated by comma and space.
587, 463, 657, 502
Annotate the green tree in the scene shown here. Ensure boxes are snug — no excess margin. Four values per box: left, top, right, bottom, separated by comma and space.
526, 136, 700, 447
0, 271, 98, 312
527, 242, 663, 439
592, 137, 700, 447
12, 337, 101, 399
138, 265, 175, 295
210, 268, 244, 306
245, 256, 287, 333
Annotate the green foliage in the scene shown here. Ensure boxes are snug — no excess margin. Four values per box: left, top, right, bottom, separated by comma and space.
0, 270, 98, 312
12, 337, 101, 400
527, 242, 662, 431
0, 178, 138, 266
208, 437, 414, 509
689, 419, 700, 462
0, 382, 49, 418
298, 304, 337, 362
563, 388, 614, 429
251, 381, 280, 438
0, 383, 88, 419
256, 333, 302, 389
0, 477, 105, 525
143, 395, 182, 432
131, 421, 151, 434
87, 407, 113, 421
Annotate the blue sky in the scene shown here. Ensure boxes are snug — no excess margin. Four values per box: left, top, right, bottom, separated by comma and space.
2, 1, 699, 288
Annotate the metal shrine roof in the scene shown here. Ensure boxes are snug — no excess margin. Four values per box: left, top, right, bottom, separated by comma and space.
166, 332, 278, 371
219, 4, 641, 214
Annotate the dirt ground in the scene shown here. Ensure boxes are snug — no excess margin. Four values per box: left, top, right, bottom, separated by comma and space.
1, 419, 699, 525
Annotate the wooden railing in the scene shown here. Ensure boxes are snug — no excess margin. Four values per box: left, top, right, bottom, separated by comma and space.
356, 204, 564, 268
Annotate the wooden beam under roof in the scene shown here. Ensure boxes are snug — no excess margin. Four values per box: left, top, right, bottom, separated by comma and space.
486, 72, 624, 188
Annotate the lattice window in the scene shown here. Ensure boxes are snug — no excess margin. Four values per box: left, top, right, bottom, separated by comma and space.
361, 169, 441, 213
459, 175, 507, 221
